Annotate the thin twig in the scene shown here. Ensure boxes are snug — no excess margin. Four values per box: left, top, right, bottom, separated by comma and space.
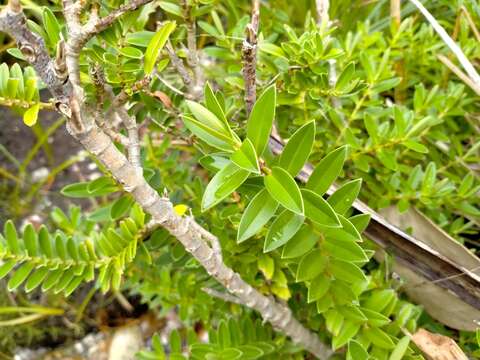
242, 0, 260, 116
438, 54, 480, 97
409, 0, 480, 85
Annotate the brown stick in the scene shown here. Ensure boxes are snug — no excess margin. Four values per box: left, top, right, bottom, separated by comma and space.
242, 0, 260, 116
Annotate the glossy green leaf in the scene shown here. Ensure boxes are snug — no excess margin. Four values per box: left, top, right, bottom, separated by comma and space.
329, 259, 367, 284
4, 220, 20, 254
389, 336, 410, 360
403, 140, 428, 153
264, 210, 304, 252
144, 21, 176, 74
332, 321, 360, 350
307, 146, 347, 195
335, 62, 355, 91
361, 308, 391, 327
159, 1, 182, 16
349, 214, 371, 233
281, 225, 318, 259
8, 262, 35, 290
0, 63, 9, 95
0, 260, 16, 280
363, 327, 395, 349
231, 138, 260, 173
327, 179, 362, 215
202, 162, 250, 211
183, 115, 236, 151
296, 249, 328, 282
111, 195, 134, 220
186, 100, 231, 135
264, 167, 303, 214
324, 237, 368, 263
24, 267, 49, 292
23, 224, 37, 256
120, 46, 144, 59
307, 275, 330, 303
246, 85, 276, 156
237, 189, 278, 243
42, 7, 61, 48
301, 189, 340, 227
205, 82, 228, 127
347, 340, 368, 360
279, 121, 315, 176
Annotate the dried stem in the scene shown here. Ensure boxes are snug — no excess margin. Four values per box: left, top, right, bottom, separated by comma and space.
409, 0, 480, 85
242, 0, 260, 116
315, 0, 330, 24
438, 54, 480, 97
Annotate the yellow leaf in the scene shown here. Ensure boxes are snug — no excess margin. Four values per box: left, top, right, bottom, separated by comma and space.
174, 204, 189, 216
23, 103, 40, 127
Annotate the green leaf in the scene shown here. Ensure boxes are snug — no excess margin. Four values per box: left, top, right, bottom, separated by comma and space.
264, 167, 304, 214
332, 321, 360, 350
323, 215, 362, 242
421, 162, 436, 194
231, 139, 260, 173
335, 62, 355, 92
279, 121, 315, 176
60, 182, 91, 198
23, 103, 40, 127
0, 63, 9, 96
237, 189, 278, 243
327, 179, 361, 215
349, 214, 371, 233
361, 308, 391, 327
281, 225, 317, 259
159, 1, 182, 16
363, 289, 396, 312
205, 82, 228, 127
120, 46, 144, 59
301, 189, 340, 227
23, 224, 37, 256
25, 267, 49, 292
183, 115, 236, 151
111, 196, 134, 220
364, 114, 379, 143
8, 262, 35, 290
264, 210, 304, 252
307, 275, 330, 303
186, 100, 230, 135
144, 21, 176, 74
0, 260, 16, 280
389, 336, 410, 360
296, 249, 328, 282
403, 140, 428, 153
42, 7, 61, 48
347, 340, 368, 360
38, 226, 53, 257
202, 162, 250, 211
329, 260, 367, 284
307, 146, 347, 195
4, 220, 20, 254
324, 237, 368, 263
363, 327, 395, 349
246, 85, 276, 156
258, 254, 275, 280
377, 149, 398, 171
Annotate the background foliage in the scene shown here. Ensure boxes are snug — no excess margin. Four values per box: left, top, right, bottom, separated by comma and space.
0, 0, 479, 359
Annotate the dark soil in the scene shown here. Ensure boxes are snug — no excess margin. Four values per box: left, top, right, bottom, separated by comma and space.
0, 102, 93, 225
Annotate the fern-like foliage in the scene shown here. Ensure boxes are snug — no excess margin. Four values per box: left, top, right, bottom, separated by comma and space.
137, 315, 278, 360
0, 204, 146, 295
